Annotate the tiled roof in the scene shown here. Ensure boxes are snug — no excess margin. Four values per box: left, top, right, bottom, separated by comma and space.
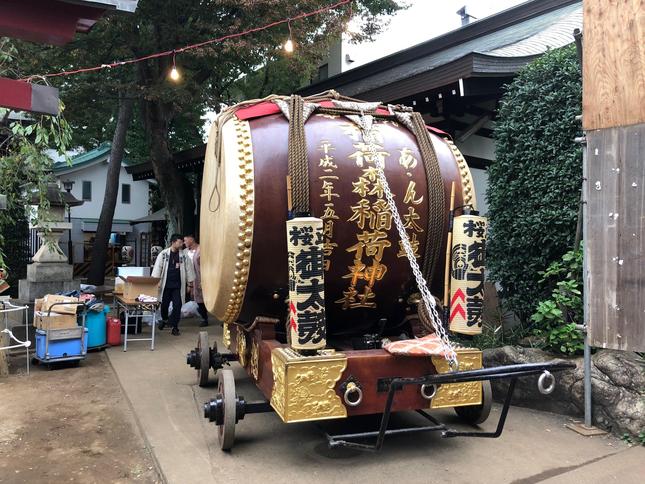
484, 6, 582, 57
53, 143, 135, 173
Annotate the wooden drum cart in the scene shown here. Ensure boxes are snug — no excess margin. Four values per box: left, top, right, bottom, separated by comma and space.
188, 93, 573, 451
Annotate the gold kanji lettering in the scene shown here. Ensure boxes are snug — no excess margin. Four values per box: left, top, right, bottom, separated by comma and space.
318, 140, 337, 171
323, 240, 338, 257
348, 199, 374, 230
348, 143, 390, 167
368, 177, 386, 198
403, 180, 424, 205
322, 203, 339, 220
354, 285, 377, 308
403, 206, 423, 233
347, 230, 391, 261
364, 260, 388, 286
362, 166, 379, 182
399, 147, 418, 170
320, 180, 339, 202
335, 286, 358, 309
323, 220, 334, 239
342, 261, 367, 286
397, 233, 420, 258
352, 177, 370, 197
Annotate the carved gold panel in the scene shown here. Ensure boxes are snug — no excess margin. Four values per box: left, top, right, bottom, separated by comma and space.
270, 347, 347, 423
431, 349, 482, 409
222, 323, 231, 350
250, 339, 259, 381
237, 330, 248, 367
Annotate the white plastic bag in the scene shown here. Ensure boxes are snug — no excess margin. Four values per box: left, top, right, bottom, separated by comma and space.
180, 300, 200, 319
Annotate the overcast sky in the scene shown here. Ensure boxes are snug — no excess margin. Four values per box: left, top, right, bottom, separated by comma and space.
345, 0, 528, 69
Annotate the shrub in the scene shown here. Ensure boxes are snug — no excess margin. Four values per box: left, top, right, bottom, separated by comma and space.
487, 45, 582, 322
531, 244, 584, 355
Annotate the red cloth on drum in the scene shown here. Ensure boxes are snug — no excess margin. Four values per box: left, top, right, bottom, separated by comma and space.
383, 334, 448, 357
233, 100, 447, 136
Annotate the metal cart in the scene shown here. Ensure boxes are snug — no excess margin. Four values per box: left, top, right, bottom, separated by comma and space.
32, 302, 88, 366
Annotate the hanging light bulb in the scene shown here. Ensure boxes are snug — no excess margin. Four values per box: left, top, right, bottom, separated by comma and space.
284, 19, 295, 53
169, 51, 181, 82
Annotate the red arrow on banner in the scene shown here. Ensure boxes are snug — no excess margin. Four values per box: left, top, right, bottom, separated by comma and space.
289, 302, 297, 330
450, 288, 466, 307
450, 304, 466, 322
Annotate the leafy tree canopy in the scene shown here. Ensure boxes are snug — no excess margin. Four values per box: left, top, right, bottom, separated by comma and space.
12, 0, 403, 231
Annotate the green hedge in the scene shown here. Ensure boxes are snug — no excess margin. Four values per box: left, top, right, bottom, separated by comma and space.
487, 46, 582, 322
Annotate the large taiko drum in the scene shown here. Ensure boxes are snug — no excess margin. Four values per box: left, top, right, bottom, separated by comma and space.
200, 98, 478, 337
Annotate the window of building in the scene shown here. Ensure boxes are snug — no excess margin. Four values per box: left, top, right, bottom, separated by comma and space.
82, 181, 92, 201
121, 183, 131, 204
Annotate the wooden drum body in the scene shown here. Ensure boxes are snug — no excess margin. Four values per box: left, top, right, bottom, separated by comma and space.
200, 104, 476, 338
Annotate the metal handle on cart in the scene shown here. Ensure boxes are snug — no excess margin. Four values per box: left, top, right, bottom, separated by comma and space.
538, 370, 555, 395
44, 301, 88, 356
420, 383, 438, 400
344, 382, 363, 407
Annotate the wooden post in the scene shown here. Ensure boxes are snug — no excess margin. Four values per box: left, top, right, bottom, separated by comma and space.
0, 331, 9, 377
583, 0, 645, 351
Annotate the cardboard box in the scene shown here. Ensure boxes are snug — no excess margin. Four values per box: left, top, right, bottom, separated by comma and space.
42, 294, 80, 315
34, 311, 78, 330
115, 267, 151, 294
122, 276, 160, 300
34, 298, 44, 312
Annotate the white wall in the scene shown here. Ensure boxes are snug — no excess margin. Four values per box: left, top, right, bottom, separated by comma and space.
58, 162, 149, 221
469, 168, 489, 216
55, 158, 151, 265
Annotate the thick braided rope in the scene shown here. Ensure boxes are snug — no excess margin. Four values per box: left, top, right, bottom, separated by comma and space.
287, 95, 310, 215
410, 112, 446, 283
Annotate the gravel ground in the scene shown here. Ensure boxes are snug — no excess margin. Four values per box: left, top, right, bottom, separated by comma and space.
0, 350, 161, 484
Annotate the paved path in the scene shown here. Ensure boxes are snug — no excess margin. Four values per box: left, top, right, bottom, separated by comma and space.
106, 320, 643, 484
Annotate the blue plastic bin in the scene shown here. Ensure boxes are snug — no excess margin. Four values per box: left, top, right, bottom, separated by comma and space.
35, 328, 88, 361
85, 304, 109, 348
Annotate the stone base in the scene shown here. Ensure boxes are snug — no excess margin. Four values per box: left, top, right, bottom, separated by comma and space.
484, 346, 645, 438
27, 262, 73, 282
18, 278, 81, 302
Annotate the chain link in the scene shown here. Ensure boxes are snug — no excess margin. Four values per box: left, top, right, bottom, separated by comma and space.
357, 114, 459, 369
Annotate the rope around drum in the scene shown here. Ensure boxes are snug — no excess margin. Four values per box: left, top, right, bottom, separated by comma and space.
355, 112, 459, 369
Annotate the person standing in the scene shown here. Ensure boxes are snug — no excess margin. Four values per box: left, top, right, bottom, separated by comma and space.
184, 235, 209, 327
152, 234, 195, 335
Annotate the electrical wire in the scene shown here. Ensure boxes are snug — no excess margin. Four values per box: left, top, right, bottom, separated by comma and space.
22, 0, 353, 82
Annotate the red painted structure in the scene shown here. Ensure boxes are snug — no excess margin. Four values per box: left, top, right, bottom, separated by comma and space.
0, 0, 138, 115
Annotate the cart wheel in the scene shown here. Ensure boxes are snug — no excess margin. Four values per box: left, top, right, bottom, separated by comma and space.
217, 369, 236, 451
455, 380, 492, 425
197, 331, 210, 387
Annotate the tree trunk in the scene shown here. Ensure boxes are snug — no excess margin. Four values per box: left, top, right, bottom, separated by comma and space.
141, 98, 194, 236
87, 95, 134, 285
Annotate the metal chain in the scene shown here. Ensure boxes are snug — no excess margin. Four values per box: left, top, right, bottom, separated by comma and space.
357, 114, 459, 369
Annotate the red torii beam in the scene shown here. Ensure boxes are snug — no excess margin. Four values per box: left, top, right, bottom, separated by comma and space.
0, 0, 138, 116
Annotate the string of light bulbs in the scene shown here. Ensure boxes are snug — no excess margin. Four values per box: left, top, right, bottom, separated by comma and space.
23, 0, 353, 82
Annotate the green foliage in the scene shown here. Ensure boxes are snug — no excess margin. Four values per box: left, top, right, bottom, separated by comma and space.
487, 45, 583, 322
10, 1, 403, 232
621, 432, 645, 446
0, 40, 73, 278
530, 244, 584, 356
14, 0, 402, 151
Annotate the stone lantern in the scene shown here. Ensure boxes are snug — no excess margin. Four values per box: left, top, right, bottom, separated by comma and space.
19, 183, 84, 301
